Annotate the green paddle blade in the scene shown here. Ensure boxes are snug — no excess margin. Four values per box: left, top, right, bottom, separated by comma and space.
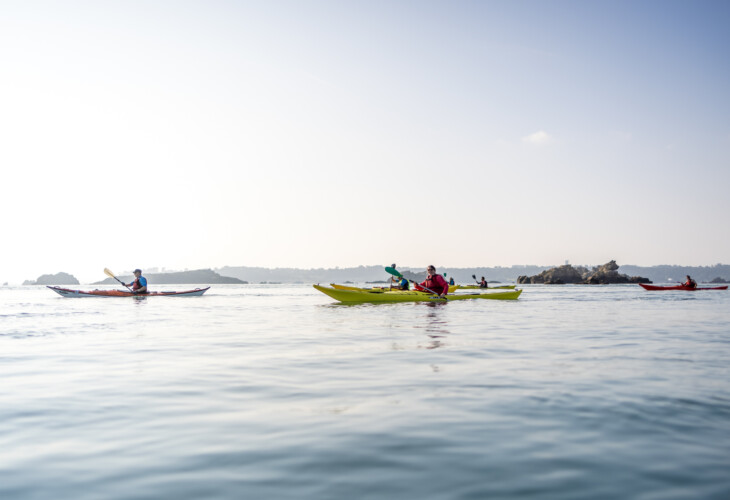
384, 266, 402, 278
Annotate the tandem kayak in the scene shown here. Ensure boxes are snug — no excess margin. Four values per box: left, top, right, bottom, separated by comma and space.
47, 286, 210, 297
330, 283, 460, 293
314, 284, 522, 303
639, 283, 728, 291
455, 285, 516, 290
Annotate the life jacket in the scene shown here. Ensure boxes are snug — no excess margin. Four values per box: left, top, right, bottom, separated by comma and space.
132, 277, 146, 291
684, 279, 697, 288
400, 278, 409, 290
422, 274, 448, 295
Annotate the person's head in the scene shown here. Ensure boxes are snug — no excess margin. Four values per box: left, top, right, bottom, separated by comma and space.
391, 263, 396, 268
481, 276, 485, 280
686, 275, 691, 280
427, 265, 436, 275
133, 269, 142, 276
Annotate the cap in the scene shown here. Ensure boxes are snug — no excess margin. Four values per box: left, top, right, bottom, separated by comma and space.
133, 269, 142, 273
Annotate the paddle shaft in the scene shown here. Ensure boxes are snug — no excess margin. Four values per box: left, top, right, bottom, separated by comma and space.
385, 267, 447, 298
104, 268, 134, 292
409, 279, 445, 298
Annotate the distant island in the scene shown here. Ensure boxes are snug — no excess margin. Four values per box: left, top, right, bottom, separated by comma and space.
23, 272, 80, 286
93, 268, 247, 285
517, 261, 651, 284
18, 263, 729, 286
216, 263, 728, 285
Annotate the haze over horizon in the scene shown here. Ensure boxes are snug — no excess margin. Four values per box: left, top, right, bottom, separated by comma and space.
3, 1, 729, 285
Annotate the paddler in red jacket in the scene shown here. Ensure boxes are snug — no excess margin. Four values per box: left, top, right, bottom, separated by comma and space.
415, 265, 449, 298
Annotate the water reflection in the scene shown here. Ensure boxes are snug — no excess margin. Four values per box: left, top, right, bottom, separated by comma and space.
420, 303, 450, 350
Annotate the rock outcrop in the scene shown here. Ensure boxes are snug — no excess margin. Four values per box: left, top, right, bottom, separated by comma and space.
517, 261, 651, 284
23, 272, 80, 285
709, 277, 729, 283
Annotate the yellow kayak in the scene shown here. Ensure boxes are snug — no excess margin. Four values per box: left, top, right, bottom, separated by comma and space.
314, 285, 522, 303
330, 283, 459, 293
454, 285, 516, 290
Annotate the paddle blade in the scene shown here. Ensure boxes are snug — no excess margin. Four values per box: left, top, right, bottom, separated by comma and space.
384, 266, 402, 278
104, 268, 116, 278
472, 274, 476, 280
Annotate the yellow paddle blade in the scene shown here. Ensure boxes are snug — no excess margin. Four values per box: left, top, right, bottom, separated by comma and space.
104, 268, 116, 278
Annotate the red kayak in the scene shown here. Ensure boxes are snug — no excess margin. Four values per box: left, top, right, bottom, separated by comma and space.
48, 286, 210, 297
639, 283, 728, 291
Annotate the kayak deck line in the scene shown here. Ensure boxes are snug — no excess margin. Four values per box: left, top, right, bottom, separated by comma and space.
330, 283, 460, 293
314, 284, 522, 303
47, 286, 210, 297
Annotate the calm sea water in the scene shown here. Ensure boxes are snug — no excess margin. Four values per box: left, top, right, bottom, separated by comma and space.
1, 284, 729, 499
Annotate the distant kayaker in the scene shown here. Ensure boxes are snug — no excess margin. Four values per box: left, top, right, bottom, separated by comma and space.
124, 269, 148, 294
683, 275, 697, 289
477, 276, 488, 288
415, 265, 449, 297
449, 276, 455, 286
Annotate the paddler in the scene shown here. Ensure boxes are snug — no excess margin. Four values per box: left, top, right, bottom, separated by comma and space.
477, 276, 488, 288
391, 275, 409, 290
415, 265, 449, 298
683, 275, 697, 289
124, 269, 148, 294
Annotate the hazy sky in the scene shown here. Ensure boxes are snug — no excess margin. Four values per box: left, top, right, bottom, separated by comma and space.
2, 0, 729, 283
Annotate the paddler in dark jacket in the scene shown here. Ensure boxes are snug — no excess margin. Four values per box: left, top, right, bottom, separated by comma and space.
124, 269, 148, 294
683, 275, 697, 288
415, 265, 449, 298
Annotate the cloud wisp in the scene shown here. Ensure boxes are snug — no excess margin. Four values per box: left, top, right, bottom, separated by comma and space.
522, 130, 553, 145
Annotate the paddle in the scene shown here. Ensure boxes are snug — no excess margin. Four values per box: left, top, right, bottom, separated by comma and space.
472, 274, 486, 287
104, 268, 134, 292
385, 267, 447, 299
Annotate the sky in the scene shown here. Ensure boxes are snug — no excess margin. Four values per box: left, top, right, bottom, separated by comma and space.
2, 0, 729, 284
